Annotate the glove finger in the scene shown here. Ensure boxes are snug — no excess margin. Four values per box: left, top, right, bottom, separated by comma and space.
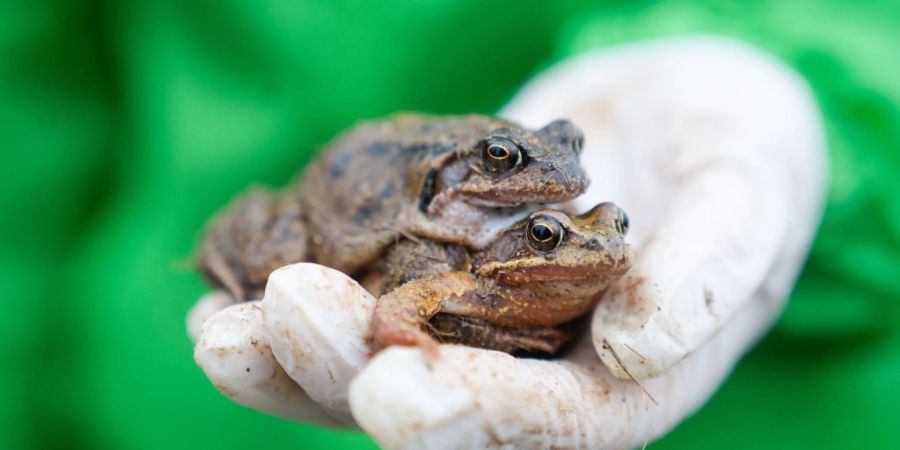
186, 290, 237, 342
262, 263, 375, 424
194, 301, 343, 426
349, 271, 786, 450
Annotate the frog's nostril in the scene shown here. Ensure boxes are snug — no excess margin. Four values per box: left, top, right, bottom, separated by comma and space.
587, 238, 603, 251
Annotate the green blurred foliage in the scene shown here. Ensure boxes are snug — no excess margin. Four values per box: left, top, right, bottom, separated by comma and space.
1, 0, 898, 449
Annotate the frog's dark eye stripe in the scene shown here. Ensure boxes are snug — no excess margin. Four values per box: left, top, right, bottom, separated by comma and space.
482, 137, 523, 176
418, 168, 438, 213
525, 215, 564, 252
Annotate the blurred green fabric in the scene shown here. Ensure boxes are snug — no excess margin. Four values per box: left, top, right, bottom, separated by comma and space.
2, 0, 898, 449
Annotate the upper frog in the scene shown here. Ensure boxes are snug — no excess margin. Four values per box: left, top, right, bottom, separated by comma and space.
198, 113, 589, 300
298, 113, 589, 274
371, 202, 632, 355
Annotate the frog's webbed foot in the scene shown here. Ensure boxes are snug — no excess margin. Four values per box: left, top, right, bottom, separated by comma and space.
371, 314, 441, 359
198, 188, 307, 301
427, 314, 569, 355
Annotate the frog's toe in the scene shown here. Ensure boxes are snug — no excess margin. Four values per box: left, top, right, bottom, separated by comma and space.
372, 320, 441, 358
509, 327, 569, 354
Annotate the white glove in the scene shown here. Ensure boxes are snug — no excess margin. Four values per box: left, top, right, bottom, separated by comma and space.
190, 35, 827, 449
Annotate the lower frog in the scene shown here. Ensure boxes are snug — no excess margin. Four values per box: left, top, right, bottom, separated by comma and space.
371, 202, 632, 356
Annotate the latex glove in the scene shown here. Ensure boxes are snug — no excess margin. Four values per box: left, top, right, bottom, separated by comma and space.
190, 35, 826, 449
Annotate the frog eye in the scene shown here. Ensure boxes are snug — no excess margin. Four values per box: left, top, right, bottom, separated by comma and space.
526, 215, 564, 252
482, 138, 523, 175
615, 208, 629, 235
572, 135, 584, 154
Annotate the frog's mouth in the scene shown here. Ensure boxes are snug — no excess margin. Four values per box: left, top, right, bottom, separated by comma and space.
460, 166, 590, 207
478, 259, 631, 282
465, 197, 529, 208
420, 169, 546, 212
463, 187, 587, 207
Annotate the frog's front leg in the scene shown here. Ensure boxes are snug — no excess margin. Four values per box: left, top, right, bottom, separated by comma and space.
372, 272, 485, 357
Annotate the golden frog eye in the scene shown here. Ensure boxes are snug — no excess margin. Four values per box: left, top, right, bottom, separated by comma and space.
526, 215, 564, 252
482, 138, 523, 175
487, 144, 510, 159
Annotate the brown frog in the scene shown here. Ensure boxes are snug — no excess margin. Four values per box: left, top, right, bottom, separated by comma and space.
199, 114, 589, 301
371, 202, 632, 355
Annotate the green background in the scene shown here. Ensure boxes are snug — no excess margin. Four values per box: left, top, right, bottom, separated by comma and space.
2, 1, 899, 449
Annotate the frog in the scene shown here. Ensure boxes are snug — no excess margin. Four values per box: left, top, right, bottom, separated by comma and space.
198, 113, 590, 301
371, 202, 632, 355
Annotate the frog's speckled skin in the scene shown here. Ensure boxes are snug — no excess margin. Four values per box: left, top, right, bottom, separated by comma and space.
371, 203, 632, 355
198, 114, 589, 301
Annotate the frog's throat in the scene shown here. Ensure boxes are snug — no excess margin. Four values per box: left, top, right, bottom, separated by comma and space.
415, 200, 532, 250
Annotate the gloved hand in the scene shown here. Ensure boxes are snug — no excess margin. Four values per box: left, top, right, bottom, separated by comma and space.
189, 35, 827, 449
